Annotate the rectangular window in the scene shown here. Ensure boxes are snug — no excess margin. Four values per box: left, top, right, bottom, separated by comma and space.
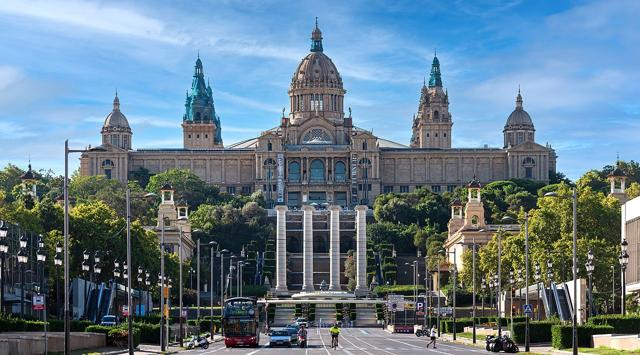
226, 186, 236, 195
400, 186, 409, 193
447, 185, 456, 193
525, 167, 533, 179
383, 185, 394, 194
415, 185, 422, 190
287, 192, 300, 208
308, 191, 326, 204
431, 185, 441, 193
335, 192, 347, 207
241, 186, 252, 195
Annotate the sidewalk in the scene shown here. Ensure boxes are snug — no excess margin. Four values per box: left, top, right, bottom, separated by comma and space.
79, 334, 224, 354
440, 334, 593, 355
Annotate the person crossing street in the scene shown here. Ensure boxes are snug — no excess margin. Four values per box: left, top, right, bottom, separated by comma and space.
426, 325, 438, 349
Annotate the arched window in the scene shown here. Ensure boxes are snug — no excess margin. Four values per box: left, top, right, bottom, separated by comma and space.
362, 141, 368, 150
302, 128, 332, 144
433, 111, 439, 120
334, 161, 346, 182
101, 159, 115, 180
195, 112, 201, 122
310, 159, 325, 182
267, 142, 273, 151
288, 161, 301, 182
471, 215, 479, 226
523, 157, 536, 179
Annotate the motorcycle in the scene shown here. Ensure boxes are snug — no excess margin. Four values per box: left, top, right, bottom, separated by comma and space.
415, 326, 425, 337
298, 332, 307, 348
186, 335, 210, 350
485, 334, 519, 353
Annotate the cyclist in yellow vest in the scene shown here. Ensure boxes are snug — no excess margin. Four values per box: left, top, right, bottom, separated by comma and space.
329, 324, 341, 348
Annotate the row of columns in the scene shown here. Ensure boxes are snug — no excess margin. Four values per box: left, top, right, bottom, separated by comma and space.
274, 204, 368, 295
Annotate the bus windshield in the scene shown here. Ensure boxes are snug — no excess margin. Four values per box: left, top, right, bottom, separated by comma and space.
223, 318, 257, 337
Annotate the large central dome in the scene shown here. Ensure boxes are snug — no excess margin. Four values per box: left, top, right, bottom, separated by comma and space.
288, 21, 346, 124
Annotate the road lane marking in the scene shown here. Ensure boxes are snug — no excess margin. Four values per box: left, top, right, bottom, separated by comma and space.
316, 326, 331, 355
246, 349, 262, 355
383, 336, 454, 355
340, 332, 375, 355
351, 335, 396, 355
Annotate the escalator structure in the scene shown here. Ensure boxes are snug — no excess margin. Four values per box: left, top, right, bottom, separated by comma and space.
541, 282, 573, 321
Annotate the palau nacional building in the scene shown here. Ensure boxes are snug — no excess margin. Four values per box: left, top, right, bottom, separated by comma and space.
78, 23, 558, 294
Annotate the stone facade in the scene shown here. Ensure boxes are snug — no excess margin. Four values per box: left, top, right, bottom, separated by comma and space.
80, 23, 557, 208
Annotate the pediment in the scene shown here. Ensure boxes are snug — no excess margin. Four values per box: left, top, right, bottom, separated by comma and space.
506, 140, 550, 152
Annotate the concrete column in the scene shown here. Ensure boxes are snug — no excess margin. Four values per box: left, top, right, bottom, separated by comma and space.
275, 205, 288, 293
302, 205, 315, 291
355, 205, 368, 295
329, 205, 342, 291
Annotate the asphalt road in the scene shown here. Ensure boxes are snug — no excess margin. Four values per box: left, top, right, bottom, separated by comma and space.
181, 328, 486, 355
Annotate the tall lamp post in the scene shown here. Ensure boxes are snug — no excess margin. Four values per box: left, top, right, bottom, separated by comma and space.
114, 261, 121, 321
188, 267, 194, 290
137, 267, 143, 319
585, 250, 594, 321
508, 270, 515, 337
619, 239, 629, 315
0, 222, 8, 314
458, 239, 478, 344
144, 272, 150, 316
440, 249, 457, 341
481, 278, 486, 317
36, 239, 47, 354
208, 242, 218, 321
82, 250, 91, 318
54, 243, 63, 318
534, 263, 541, 321
544, 189, 578, 355
18, 235, 28, 317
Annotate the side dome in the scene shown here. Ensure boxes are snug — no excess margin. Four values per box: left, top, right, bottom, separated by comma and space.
103, 93, 131, 131
504, 92, 534, 130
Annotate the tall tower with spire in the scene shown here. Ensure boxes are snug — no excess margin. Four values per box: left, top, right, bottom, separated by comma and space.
410, 54, 452, 149
182, 55, 223, 149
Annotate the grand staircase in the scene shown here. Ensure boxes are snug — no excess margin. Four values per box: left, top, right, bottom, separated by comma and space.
314, 305, 337, 327
273, 305, 296, 326
355, 305, 379, 327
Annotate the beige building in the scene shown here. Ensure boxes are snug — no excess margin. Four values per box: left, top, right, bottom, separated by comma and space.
80, 23, 557, 209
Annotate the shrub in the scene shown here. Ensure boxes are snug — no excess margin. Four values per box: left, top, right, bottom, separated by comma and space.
442, 318, 474, 333
107, 327, 140, 348
512, 320, 559, 344
588, 315, 640, 334
373, 285, 425, 296
551, 324, 614, 349
134, 322, 161, 344
85, 325, 112, 335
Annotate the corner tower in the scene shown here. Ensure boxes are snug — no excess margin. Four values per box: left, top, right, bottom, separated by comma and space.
182, 55, 223, 149
410, 54, 452, 149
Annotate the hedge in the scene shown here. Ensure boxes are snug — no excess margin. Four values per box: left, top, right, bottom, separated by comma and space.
512, 321, 559, 344
442, 318, 474, 333
108, 327, 141, 348
133, 322, 162, 344
588, 315, 640, 334
0, 317, 93, 333
551, 324, 614, 349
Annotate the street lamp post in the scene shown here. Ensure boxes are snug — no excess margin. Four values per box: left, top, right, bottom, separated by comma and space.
544, 189, 578, 355
458, 238, 478, 344
36, 239, 47, 354
82, 250, 91, 319
144, 272, 150, 317
481, 278, 486, 317
114, 261, 121, 323
209, 242, 218, 322
585, 250, 594, 321
18, 234, 28, 317
517, 270, 523, 316
137, 267, 143, 320
189, 267, 194, 290
619, 239, 629, 315
523, 210, 531, 353
441, 249, 457, 341
54, 243, 62, 318
509, 270, 515, 337
0, 222, 7, 314
534, 263, 541, 321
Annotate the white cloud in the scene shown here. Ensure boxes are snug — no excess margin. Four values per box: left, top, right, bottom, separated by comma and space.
216, 90, 281, 114
0, 0, 187, 44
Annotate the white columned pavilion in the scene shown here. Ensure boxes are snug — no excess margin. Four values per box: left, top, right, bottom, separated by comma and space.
329, 205, 342, 291
275, 205, 288, 293
302, 205, 315, 291
354, 205, 368, 295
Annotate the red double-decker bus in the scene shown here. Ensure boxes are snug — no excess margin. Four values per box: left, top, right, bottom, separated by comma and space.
223, 297, 260, 348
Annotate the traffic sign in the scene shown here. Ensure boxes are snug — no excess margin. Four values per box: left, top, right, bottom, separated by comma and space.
416, 302, 425, 316
523, 304, 533, 315
32, 295, 45, 311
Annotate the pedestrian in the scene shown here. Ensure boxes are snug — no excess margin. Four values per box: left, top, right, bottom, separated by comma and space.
426, 325, 437, 349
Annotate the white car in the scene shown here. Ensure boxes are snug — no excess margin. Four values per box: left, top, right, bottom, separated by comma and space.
295, 318, 309, 328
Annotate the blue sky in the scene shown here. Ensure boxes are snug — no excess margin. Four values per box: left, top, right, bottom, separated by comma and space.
0, 0, 638, 180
